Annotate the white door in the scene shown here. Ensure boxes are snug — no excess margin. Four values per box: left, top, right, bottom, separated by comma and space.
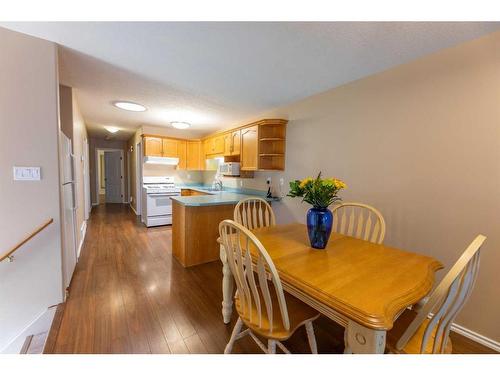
104, 151, 122, 203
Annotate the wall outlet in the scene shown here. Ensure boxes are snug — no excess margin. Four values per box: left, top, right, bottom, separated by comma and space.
239, 180, 243, 187
266, 177, 272, 184
187, 173, 191, 180
279, 178, 284, 186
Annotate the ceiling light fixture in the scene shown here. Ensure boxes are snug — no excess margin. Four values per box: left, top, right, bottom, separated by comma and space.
105, 126, 120, 133
171, 122, 190, 129
113, 101, 146, 112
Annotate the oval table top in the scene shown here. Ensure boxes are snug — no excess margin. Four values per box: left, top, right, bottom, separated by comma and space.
225, 222, 443, 330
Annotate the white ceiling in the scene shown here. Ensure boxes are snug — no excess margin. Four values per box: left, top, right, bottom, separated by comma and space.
2, 22, 499, 140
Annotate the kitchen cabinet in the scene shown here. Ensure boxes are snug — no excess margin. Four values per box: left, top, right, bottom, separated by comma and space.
224, 130, 241, 156
231, 130, 241, 155
143, 136, 163, 157
213, 136, 225, 154
162, 138, 178, 157
205, 135, 225, 155
240, 125, 258, 170
187, 141, 204, 170
177, 140, 187, 169
180, 189, 210, 196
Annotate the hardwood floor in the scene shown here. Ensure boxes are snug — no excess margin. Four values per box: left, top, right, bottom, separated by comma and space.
45, 204, 496, 354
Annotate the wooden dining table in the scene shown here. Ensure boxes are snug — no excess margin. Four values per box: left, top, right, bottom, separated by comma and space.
218, 222, 443, 354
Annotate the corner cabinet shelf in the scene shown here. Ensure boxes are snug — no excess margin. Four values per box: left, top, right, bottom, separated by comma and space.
256, 120, 287, 171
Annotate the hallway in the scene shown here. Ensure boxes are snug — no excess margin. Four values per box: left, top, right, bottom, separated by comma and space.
44, 204, 493, 354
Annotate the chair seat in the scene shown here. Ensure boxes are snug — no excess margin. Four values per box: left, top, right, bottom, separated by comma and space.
235, 288, 320, 341
386, 309, 453, 354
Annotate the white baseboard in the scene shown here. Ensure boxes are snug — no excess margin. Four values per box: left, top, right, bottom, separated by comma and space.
0, 306, 57, 354
450, 322, 500, 352
130, 203, 138, 216
77, 220, 87, 259
91, 202, 98, 206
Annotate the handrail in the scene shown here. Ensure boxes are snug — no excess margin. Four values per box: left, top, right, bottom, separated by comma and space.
0, 218, 54, 263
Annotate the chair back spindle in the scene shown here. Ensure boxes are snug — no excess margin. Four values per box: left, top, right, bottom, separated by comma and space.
332, 202, 386, 244
234, 197, 276, 230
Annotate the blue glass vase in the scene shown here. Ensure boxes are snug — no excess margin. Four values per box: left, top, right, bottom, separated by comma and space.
306, 207, 333, 249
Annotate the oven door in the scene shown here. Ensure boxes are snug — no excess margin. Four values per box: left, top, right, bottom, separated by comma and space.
146, 193, 176, 217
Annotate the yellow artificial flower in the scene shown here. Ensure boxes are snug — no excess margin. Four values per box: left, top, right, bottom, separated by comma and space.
332, 178, 347, 189
299, 177, 313, 188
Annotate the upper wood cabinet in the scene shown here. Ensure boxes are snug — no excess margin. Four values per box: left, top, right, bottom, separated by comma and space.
224, 130, 241, 156
240, 125, 258, 170
231, 130, 241, 155
214, 135, 225, 154
177, 140, 187, 170
142, 119, 286, 172
187, 141, 204, 170
162, 138, 179, 158
143, 137, 163, 157
205, 134, 225, 155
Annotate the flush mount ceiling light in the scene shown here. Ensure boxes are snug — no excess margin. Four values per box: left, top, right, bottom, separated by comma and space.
105, 126, 120, 133
113, 101, 147, 112
171, 122, 190, 129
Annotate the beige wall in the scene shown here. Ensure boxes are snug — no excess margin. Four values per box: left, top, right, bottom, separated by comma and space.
0, 27, 63, 351
59, 85, 73, 140
220, 31, 499, 342
89, 138, 129, 204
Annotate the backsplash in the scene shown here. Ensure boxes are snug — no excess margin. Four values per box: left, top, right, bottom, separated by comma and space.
143, 163, 204, 185
202, 170, 287, 198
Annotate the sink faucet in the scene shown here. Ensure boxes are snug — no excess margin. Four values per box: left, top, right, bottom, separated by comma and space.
213, 177, 223, 191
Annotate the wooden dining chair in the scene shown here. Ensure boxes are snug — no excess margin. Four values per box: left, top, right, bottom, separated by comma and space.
386, 234, 486, 354
234, 197, 276, 230
219, 220, 320, 354
331, 202, 386, 244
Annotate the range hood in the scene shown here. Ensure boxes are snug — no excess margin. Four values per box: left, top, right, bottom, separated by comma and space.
143, 156, 179, 165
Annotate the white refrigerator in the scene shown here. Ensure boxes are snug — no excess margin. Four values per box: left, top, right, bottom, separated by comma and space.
60, 133, 77, 292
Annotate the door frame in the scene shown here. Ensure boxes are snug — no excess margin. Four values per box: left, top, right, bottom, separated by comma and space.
95, 147, 125, 204
83, 137, 91, 219
135, 141, 142, 216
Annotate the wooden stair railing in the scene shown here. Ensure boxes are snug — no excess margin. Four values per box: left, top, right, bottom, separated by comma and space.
0, 218, 54, 263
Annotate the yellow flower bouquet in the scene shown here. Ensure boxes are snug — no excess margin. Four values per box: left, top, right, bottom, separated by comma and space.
288, 172, 346, 209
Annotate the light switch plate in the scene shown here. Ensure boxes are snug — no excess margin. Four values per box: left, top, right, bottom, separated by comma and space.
13, 166, 41, 181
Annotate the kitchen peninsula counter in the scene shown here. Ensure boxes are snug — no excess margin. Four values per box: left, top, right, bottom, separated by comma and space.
171, 187, 273, 267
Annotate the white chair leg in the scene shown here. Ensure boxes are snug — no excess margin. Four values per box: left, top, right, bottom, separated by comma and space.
305, 321, 318, 354
224, 318, 243, 354
343, 328, 352, 354
268, 339, 277, 354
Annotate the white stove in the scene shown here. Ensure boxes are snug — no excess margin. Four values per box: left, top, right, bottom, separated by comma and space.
142, 176, 181, 227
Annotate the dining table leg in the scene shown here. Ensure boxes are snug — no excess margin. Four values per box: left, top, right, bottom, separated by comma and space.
344, 320, 386, 354
220, 244, 234, 324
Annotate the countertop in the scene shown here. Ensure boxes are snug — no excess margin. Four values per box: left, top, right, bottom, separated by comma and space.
172, 185, 278, 207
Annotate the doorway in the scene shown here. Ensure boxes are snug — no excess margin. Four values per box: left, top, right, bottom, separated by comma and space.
95, 148, 124, 204
135, 141, 142, 216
